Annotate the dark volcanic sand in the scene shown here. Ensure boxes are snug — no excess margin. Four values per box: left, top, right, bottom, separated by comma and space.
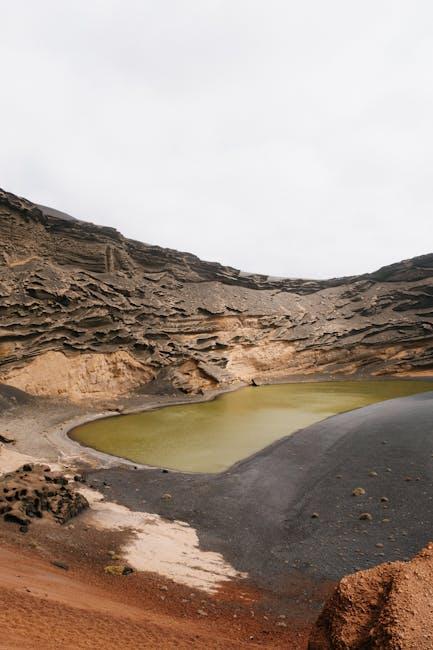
86, 391, 433, 606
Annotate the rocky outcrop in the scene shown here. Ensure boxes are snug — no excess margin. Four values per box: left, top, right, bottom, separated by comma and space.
309, 543, 433, 650
1, 187, 433, 399
0, 463, 89, 530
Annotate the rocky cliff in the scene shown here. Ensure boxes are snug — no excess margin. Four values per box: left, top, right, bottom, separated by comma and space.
1, 188, 433, 400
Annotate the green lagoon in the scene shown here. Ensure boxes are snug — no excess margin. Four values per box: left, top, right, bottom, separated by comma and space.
70, 380, 433, 473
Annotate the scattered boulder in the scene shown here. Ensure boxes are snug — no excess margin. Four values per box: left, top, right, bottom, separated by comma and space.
0, 464, 88, 530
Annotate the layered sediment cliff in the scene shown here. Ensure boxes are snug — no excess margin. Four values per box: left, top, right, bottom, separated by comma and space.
1, 188, 433, 399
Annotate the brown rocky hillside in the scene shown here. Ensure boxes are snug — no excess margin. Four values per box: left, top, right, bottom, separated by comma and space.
1, 187, 433, 399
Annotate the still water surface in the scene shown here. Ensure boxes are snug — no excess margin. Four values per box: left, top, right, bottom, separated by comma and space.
70, 381, 433, 473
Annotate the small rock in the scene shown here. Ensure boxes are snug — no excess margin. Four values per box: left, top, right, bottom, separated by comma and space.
380, 496, 389, 503
5, 512, 30, 526
311, 512, 320, 519
352, 487, 366, 497
368, 471, 378, 477
104, 565, 134, 576
197, 609, 207, 616
0, 434, 15, 444
375, 543, 384, 548
359, 512, 373, 521
161, 493, 172, 500
51, 561, 69, 570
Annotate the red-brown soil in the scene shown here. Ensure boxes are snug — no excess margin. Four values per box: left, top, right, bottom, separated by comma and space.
0, 516, 311, 649
309, 542, 433, 649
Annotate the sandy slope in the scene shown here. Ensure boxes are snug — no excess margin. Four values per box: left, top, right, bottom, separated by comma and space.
0, 546, 238, 649
0, 540, 308, 649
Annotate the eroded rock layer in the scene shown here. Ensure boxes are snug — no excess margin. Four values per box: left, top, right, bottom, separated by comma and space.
1, 187, 433, 399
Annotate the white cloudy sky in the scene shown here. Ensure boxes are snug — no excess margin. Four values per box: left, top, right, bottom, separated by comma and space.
1, 2, 432, 278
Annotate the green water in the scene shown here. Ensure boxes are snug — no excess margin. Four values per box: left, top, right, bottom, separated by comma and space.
70, 381, 433, 473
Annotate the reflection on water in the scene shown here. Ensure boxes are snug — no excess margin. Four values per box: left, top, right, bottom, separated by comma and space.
70, 381, 433, 473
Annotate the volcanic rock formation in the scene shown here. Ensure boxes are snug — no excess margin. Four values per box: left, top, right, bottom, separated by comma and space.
309, 543, 433, 650
1, 187, 433, 399
0, 463, 88, 529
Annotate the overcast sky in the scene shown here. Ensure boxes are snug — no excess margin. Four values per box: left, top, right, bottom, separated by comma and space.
1, 2, 432, 278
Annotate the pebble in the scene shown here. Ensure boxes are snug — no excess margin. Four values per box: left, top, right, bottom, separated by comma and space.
359, 512, 373, 521
352, 487, 366, 496
51, 560, 69, 571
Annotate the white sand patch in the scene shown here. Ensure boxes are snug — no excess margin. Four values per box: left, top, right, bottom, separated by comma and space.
79, 487, 245, 593
0, 445, 65, 476
0, 445, 37, 475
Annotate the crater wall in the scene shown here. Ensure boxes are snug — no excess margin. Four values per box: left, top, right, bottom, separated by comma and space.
1, 188, 433, 400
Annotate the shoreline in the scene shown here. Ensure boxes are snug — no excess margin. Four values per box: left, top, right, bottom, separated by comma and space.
5, 370, 432, 470
66, 374, 433, 475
